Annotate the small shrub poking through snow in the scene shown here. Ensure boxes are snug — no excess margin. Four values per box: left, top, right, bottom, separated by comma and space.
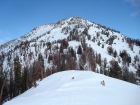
101, 80, 105, 86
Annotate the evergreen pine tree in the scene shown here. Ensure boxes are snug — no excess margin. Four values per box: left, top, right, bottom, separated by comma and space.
97, 41, 100, 46
60, 57, 66, 71
9, 70, 15, 99
110, 60, 122, 79
77, 45, 82, 54
113, 50, 117, 58
102, 44, 104, 48
60, 45, 63, 53
107, 46, 113, 55
21, 67, 28, 93
14, 56, 22, 96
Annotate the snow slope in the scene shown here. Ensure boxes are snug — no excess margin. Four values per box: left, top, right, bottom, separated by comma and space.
4, 70, 140, 105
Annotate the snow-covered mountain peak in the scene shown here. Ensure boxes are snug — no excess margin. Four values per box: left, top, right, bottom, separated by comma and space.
0, 16, 140, 105
55, 16, 93, 28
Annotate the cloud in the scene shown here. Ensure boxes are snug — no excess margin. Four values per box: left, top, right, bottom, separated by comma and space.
130, 11, 139, 17
124, 0, 140, 7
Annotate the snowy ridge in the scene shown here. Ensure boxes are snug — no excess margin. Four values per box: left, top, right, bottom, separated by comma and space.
4, 70, 140, 105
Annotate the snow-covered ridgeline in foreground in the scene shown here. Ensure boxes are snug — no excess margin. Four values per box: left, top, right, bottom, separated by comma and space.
4, 70, 140, 105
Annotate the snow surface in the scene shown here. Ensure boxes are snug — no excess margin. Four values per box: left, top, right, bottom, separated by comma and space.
4, 70, 140, 105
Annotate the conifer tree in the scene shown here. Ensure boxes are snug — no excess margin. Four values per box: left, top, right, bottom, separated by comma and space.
21, 67, 28, 93
113, 50, 117, 58
9, 69, 16, 99
107, 46, 113, 55
128, 71, 136, 84
60, 45, 64, 53
97, 41, 101, 46
122, 65, 129, 81
137, 64, 140, 77
102, 44, 104, 48
14, 56, 22, 96
97, 53, 101, 66
60, 56, 66, 71
77, 45, 82, 54
48, 54, 53, 63
109, 59, 122, 79
0, 71, 4, 105
71, 47, 75, 57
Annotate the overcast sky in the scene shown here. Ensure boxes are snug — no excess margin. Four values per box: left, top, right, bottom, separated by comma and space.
0, 0, 140, 45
